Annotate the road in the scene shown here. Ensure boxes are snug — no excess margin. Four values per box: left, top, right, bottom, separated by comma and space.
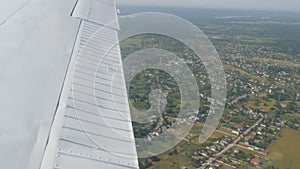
216, 118, 263, 156
235, 144, 267, 156
203, 118, 264, 168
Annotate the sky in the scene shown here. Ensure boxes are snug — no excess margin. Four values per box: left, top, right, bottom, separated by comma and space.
116, 0, 300, 12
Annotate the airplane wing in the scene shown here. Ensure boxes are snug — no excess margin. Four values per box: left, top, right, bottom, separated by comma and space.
0, 0, 139, 169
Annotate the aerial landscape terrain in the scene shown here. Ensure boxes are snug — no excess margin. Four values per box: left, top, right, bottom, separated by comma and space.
119, 6, 300, 169
2, 1, 300, 169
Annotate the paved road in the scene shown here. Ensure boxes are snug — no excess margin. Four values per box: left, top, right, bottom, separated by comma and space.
203, 118, 264, 168
216, 118, 263, 156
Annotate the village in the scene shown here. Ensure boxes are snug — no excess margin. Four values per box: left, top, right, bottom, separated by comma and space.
119, 13, 300, 168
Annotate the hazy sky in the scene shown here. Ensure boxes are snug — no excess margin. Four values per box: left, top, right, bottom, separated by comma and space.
116, 0, 300, 12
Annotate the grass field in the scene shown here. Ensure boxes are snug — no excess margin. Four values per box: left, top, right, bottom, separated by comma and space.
224, 64, 267, 83
268, 128, 300, 169
148, 142, 201, 169
251, 58, 300, 68
120, 37, 143, 48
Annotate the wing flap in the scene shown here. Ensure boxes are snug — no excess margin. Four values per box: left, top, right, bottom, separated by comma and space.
72, 0, 119, 29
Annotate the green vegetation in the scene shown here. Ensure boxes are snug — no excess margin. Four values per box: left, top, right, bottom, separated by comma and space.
119, 7, 300, 169
268, 128, 300, 169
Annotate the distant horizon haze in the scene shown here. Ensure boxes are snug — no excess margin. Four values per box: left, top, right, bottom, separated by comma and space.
116, 0, 300, 12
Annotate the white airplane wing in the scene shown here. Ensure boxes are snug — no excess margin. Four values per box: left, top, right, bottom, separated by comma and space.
0, 0, 139, 169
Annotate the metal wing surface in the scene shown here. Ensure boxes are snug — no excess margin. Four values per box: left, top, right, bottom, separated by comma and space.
0, 0, 139, 169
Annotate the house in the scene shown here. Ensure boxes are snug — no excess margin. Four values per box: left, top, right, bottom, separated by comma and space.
213, 162, 222, 168
232, 130, 239, 136
249, 133, 256, 140
250, 158, 261, 166
256, 131, 263, 135
234, 149, 240, 154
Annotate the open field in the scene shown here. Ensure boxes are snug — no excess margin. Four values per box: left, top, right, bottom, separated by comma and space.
224, 64, 267, 82
268, 128, 300, 168
120, 37, 143, 48
251, 58, 300, 68
148, 142, 201, 169
245, 95, 277, 112
294, 113, 300, 119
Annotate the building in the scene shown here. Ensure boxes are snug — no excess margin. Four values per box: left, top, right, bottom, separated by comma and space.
250, 158, 261, 166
